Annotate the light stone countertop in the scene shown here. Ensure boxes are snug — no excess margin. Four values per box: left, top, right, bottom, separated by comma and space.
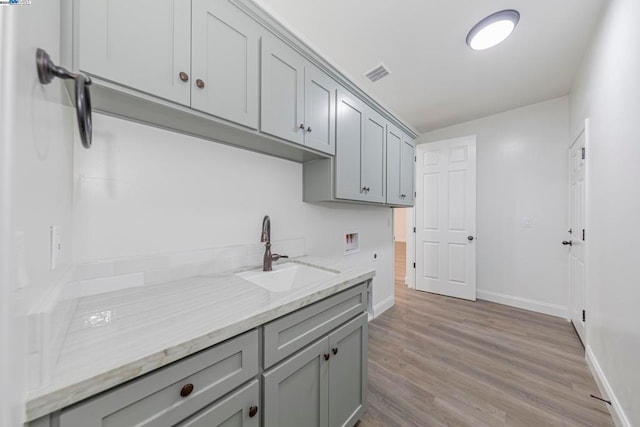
25, 257, 375, 422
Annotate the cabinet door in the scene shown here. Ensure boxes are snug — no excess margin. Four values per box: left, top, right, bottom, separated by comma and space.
77, 0, 191, 106
335, 90, 366, 201
263, 338, 329, 427
177, 380, 259, 427
304, 65, 337, 155
261, 35, 305, 144
385, 123, 403, 205
191, 0, 260, 129
362, 108, 387, 203
328, 313, 367, 427
400, 134, 415, 205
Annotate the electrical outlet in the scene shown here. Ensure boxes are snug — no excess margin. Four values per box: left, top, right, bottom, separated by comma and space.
50, 226, 62, 270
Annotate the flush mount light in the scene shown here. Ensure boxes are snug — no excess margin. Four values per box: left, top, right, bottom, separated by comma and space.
466, 10, 520, 51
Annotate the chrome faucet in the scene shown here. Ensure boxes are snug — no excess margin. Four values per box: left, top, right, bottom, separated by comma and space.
261, 215, 288, 271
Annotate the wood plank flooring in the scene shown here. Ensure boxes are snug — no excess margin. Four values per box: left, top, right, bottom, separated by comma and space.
358, 242, 613, 426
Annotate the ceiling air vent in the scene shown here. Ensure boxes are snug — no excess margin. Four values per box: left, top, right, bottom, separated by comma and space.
364, 63, 391, 83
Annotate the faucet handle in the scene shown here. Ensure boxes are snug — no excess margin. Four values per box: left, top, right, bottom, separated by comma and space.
271, 254, 289, 261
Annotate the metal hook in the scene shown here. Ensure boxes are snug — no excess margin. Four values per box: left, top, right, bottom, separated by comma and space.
36, 48, 93, 149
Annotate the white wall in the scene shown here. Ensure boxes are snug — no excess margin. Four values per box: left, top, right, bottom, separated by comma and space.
570, 0, 640, 424
419, 97, 570, 317
0, 3, 76, 425
73, 113, 395, 314
393, 208, 407, 242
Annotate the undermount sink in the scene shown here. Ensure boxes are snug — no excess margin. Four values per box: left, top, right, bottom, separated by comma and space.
236, 263, 338, 293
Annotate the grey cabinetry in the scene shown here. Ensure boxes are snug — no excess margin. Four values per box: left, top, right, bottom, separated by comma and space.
58, 330, 258, 426
386, 124, 415, 206
335, 90, 367, 201
261, 35, 337, 155
334, 90, 386, 203
191, 0, 261, 129
177, 380, 259, 427
362, 108, 387, 203
263, 314, 367, 427
76, 0, 192, 105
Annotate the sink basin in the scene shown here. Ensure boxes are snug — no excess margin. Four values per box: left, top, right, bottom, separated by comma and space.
236, 263, 337, 293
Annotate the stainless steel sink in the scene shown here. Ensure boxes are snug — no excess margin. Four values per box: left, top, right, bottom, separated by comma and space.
236, 263, 337, 293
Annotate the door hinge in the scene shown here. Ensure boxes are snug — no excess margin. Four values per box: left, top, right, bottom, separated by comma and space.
414, 191, 416, 198
581, 147, 586, 160
582, 309, 586, 322
582, 229, 585, 241
413, 227, 416, 233
413, 262, 416, 269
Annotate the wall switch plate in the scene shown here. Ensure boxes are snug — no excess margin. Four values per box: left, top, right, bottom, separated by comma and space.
50, 226, 62, 270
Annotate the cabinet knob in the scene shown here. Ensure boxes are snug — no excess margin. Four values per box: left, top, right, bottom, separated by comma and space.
180, 383, 194, 397
249, 406, 258, 418
179, 72, 189, 82
332, 348, 338, 355
196, 79, 205, 89
299, 123, 305, 131
306, 126, 312, 133
366, 187, 370, 192
324, 353, 330, 361
401, 194, 405, 199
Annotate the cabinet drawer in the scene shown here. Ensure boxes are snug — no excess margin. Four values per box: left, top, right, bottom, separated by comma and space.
177, 379, 259, 427
263, 283, 367, 369
60, 330, 259, 426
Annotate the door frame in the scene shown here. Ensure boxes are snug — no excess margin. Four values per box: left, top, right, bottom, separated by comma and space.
568, 119, 590, 344
407, 136, 477, 297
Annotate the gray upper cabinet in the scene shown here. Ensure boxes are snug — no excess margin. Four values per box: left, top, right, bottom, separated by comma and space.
261, 34, 306, 145
400, 133, 416, 206
386, 124, 415, 207
362, 108, 387, 204
77, 0, 192, 106
191, 0, 261, 129
386, 123, 404, 205
261, 35, 337, 155
304, 65, 337, 155
335, 90, 367, 201
263, 338, 329, 427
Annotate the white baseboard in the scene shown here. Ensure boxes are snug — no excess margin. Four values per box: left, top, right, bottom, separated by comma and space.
586, 346, 630, 427
477, 290, 568, 318
372, 295, 394, 318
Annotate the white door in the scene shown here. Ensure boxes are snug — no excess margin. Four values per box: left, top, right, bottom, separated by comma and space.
415, 137, 477, 300
568, 127, 587, 344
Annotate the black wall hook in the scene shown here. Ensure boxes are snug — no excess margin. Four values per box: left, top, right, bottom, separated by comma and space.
36, 48, 93, 149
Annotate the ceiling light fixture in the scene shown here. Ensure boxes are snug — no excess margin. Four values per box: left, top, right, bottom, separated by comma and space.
466, 10, 520, 51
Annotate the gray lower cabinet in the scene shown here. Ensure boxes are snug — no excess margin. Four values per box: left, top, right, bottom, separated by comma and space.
177, 380, 259, 427
263, 313, 368, 427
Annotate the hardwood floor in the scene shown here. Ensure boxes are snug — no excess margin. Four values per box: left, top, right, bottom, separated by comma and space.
358, 241, 613, 426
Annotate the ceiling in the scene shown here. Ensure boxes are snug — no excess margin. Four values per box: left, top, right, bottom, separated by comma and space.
253, 0, 607, 133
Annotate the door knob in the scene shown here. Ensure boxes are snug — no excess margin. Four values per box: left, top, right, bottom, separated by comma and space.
467, 236, 474, 241
562, 240, 573, 246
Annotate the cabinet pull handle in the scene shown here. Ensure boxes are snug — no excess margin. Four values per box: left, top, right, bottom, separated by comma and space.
306, 126, 312, 133
299, 123, 305, 131
196, 79, 205, 89
249, 406, 258, 417
179, 72, 189, 82
180, 383, 194, 397
332, 348, 338, 355
324, 353, 330, 361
